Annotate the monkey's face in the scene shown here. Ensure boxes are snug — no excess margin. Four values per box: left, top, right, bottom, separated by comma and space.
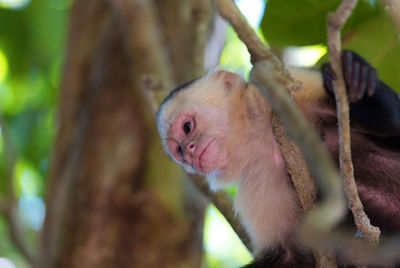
165, 104, 230, 175
157, 70, 248, 184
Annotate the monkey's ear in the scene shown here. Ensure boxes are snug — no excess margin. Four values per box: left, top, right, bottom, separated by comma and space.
214, 70, 238, 89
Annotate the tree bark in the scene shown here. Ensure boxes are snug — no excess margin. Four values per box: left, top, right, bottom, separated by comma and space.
37, 0, 212, 267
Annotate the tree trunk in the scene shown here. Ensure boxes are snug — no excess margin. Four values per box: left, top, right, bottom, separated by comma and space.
37, 0, 212, 267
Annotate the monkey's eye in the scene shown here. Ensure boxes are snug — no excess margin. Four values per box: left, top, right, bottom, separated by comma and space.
182, 121, 192, 135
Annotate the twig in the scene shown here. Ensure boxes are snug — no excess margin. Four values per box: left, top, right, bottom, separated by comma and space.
271, 115, 317, 211
250, 63, 346, 234
0, 116, 35, 264
327, 0, 380, 245
310, 230, 400, 266
212, 0, 275, 64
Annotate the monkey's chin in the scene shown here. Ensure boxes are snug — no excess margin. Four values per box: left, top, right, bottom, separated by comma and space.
204, 170, 240, 191
182, 165, 229, 191
205, 171, 226, 191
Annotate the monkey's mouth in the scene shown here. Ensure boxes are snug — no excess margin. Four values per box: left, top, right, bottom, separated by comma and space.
196, 139, 214, 174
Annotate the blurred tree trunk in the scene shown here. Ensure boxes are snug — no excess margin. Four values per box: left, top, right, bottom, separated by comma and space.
36, 0, 213, 267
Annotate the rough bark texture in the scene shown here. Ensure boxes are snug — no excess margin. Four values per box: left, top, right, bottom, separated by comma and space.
37, 0, 212, 267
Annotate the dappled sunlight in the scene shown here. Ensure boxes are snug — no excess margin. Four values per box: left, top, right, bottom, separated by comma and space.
0, 258, 16, 268
0, 0, 30, 10
14, 160, 46, 230
0, 51, 7, 82
204, 205, 252, 268
236, 0, 266, 28
283, 46, 327, 67
18, 196, 45, 231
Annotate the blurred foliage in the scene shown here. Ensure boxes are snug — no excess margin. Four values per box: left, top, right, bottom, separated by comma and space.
220, 27, 268, 79
0, 216, 29, 268
220, 27, 253, 76
0, 0, 69, 265
261, 0, 400, 90
0, 0, 399, 267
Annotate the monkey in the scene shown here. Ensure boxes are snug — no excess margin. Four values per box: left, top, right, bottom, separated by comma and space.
156, 51, 400, 267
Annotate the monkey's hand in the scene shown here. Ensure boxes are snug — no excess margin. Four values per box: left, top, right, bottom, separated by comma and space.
322, 50, 377, 103
322, 50, 400, 136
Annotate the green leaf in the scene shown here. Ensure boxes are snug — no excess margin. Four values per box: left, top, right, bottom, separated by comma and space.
0, 0, 68, 77
260, 0, 380, 47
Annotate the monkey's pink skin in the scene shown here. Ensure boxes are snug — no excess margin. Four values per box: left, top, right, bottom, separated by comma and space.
167, 135, 226, 174
196, 139, 227, 174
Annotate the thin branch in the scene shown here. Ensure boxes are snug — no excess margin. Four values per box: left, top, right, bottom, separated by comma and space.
250, 62, 346, 234
271, 115, 317, 211
212, 0, 301, 92
0, 116, 35, 264
327, 0, 380, 246
271, 115, 336, 267
212, 0, 276, 64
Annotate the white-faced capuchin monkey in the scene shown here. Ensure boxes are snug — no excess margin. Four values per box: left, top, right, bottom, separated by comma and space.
156, 51, 400, 267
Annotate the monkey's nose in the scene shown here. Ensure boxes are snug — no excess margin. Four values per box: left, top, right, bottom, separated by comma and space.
183, 142, 196, 163
186, 141, 196, 153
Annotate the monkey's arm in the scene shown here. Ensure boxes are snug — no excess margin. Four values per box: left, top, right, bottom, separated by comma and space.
322, 51, 400, 136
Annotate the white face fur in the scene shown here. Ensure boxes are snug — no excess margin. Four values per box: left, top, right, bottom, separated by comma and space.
157, 70, 251, 189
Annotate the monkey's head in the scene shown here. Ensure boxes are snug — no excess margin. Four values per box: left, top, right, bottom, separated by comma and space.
157, 70, 251, 189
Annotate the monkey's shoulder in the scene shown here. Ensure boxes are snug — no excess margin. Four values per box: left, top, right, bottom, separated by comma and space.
290, 67, 332, 106
288, 67, 336, 125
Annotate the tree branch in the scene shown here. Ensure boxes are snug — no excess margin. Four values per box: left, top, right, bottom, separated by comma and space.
327, 0, 381, 246
212, 0, 301, 92
212, 0, 347, 266
0, 116, 35, 264
213, 0, 346, 240
250, 63, 346, 234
